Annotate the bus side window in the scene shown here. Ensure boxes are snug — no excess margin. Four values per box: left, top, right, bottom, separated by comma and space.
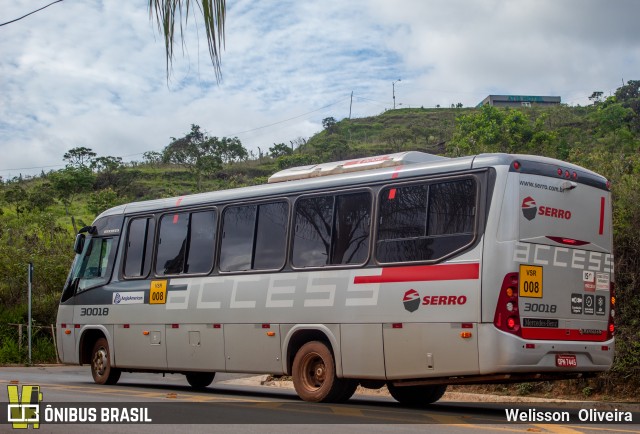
253, 202, 288, 269
376, 179, 476, 263
155, 210, 217, 276
185, 211, 217, 274
220, 201, 288, 272
124, 217, 155, 278
156, 213, 189, 275
292, 192, 371, 268
428, 180, 476, 235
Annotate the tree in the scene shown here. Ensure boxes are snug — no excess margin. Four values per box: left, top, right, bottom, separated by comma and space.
269, 143, 293, 158
215, 137, 248, 164
446, 105, 556, 157
63, 147, 96, 168
49, 167, 95, 233
290, 136, 307, 151
589, 91, 604, 105
26, 182, 56, 212
613, 80, 640, 132
3, 184, 27, 215
143, 151, 163, 166
91, 156, 138, 194
3, 2, 226, 80
615, 80, 640, 102
91, 156, 123, 172
149, 1, 226, 81
593, 103, 635, 149
163, 125, 222, 191
322, 117, 338, 134
87, 188, 120, 216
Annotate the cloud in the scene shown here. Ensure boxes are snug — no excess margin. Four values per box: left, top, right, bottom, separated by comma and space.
1, 0, 638, 179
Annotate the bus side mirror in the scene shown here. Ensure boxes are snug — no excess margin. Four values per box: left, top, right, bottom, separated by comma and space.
74, 234, 86, 255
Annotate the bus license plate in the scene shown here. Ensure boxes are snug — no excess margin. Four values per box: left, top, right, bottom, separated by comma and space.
556, 355, 577, 367
519, 265, 543, 298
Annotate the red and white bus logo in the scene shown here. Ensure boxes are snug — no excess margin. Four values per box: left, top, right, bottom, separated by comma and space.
521, 196, 537, 221
403, 289, 421, 312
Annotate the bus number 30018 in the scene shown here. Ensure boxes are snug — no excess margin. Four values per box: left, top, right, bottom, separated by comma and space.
523, 303, 557, 313
80, 307, 109, 316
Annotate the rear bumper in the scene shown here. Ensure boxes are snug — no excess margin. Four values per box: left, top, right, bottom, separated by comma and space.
477, 323, 614, 374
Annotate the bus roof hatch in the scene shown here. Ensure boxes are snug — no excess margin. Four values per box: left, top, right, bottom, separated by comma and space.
267, 151, 448, 183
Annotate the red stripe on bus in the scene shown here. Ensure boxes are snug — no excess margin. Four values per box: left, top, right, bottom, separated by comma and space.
176, 196, 184, 206
391, 166, 403, 179
599, 197, 605, 235
354, 263, 479, 284
521, 328, 608, 342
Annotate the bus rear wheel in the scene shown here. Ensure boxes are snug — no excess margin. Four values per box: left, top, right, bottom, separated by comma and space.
387, 384, 447, 407
292, 341, 355, 403
91, 337, 121, 385
185, 372, 215, 389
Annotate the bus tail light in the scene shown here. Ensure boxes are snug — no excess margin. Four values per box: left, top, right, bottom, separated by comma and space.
493, 273, 522, 337
607, 282, 615, 340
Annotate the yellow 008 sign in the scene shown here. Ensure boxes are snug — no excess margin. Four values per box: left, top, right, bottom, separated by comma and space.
150, 280, 167, 304
519, 265, 543, 298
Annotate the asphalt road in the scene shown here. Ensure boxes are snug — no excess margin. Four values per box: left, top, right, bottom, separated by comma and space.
0, 366, 638, 434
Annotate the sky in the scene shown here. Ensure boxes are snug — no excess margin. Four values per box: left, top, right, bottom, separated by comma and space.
1, 0, 639, 179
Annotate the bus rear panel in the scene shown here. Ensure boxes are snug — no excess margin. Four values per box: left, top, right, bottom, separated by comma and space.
479, 156, 614, 376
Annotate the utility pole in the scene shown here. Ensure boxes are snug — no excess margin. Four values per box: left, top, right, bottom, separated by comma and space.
28, 262, 33, 365
392, 79, 401, 110
349, 91, 353, 119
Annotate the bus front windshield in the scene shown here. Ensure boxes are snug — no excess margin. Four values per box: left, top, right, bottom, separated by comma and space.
69, 237, 115, 292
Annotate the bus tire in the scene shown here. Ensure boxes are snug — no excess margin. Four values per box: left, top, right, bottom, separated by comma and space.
90, 337, 121, 385
185, 372, 215, 389
387, 384, 447, 407
292, 341, 350, 403
332, 379, 358, 403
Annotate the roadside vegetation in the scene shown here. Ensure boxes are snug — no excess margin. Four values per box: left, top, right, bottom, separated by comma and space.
1, 81, 638, 400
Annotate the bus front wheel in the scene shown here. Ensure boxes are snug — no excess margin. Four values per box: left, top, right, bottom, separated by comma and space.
185, 372, 215, 389
387, 383, 447, 406
90, 337, 121, 385
292, 341, 356, 403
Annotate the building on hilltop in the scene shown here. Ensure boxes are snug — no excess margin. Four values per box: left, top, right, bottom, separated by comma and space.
477, 95, 561, 108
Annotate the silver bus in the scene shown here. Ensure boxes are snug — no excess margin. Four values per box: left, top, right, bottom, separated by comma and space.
56, 151, 615, 405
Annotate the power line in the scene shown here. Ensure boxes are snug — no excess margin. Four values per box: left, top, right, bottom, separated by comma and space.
223, 97, 350, 137
0, 163, 64, 172
0, 0, 64, 27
